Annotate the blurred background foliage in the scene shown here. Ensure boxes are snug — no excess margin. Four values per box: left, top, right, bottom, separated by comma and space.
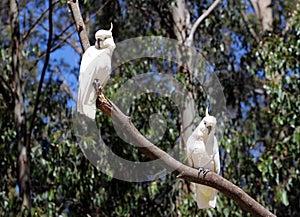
0, 0, 299, 216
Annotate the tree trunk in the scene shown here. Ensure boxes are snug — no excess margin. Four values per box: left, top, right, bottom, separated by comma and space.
170, 0, 222, 202
10, 0, 31, 213
171, 0, 196, 159
170, 0, 199, 205
251, 0, 273, 32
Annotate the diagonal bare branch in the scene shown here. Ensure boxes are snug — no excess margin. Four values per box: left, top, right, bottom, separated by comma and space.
187, 0, 221, 45
96, 90, 276, 217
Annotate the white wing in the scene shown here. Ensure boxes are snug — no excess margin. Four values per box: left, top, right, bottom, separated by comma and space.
213, 136, 220, 175
77, 46, 112, 120
187, 126, 220, 209
194, 135, 220, 209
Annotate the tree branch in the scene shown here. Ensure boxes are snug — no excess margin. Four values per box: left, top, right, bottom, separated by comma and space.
70, 1, 276, 216
29, 0, 53, 138
22, 0, 60, 41
187, 0, 221, 45
10, 0, 31, 213
67, 0, 90, 52
27, 24, 78, 73
96, 90, 276, 217
39, 22, 78, 54
63, 35, 82, 54
240, 8, 260, 42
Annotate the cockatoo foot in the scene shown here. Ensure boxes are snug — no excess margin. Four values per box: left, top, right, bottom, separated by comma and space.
197, 167, 210, 177
93, 79, 103, 91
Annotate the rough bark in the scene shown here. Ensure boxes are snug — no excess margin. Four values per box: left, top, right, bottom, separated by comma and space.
251, 0, 273, 32
10, 0, 31, 213
96, 90, 276, 217
172, 0, 191, 44
67, 0, 90, 52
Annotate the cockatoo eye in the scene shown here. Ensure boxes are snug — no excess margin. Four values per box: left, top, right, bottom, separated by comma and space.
204, 121, 207, 125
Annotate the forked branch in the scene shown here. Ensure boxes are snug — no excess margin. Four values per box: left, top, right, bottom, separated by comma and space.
96, 90, 275, 217
69, 1, 276, 216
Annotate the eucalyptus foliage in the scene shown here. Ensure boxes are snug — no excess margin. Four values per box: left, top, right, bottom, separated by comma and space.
0, 0, 299, 216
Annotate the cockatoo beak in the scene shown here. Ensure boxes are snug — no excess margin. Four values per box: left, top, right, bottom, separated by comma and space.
207, 126, 212, 134
96, 38, 101, 49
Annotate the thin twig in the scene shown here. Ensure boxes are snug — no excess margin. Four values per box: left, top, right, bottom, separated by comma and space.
187, 0, 221, 45
27, 27, 77, 73
22, 0, 60, 41
240, 8, 260, 42
88, 0, 110, 22
39, 22, 77, 52
63, 36, 83, 54
29, 0, 53, 137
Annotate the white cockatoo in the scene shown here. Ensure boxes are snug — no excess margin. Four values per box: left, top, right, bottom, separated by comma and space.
186, 107, 220, 209
77, 23, 116, 120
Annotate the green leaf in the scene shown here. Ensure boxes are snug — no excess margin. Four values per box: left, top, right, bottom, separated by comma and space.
281, 189, 289, 206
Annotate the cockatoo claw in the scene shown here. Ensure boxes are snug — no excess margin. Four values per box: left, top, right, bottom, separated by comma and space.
93, 79, 103, 91
203, 169, 209, 176
197, 167, 210, 177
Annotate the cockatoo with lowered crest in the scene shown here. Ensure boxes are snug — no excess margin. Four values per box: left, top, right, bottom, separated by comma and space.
187, 107, 220, 209
77, 23, 116, 120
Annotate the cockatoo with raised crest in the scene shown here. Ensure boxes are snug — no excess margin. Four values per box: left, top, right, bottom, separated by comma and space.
77, 23, 116, 120
187, 107, 220, 209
